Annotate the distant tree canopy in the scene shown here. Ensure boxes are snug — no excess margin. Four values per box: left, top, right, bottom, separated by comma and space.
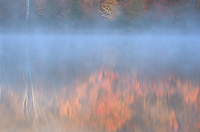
0, 0, 199, 24
121, 0, 144, 19
99, 0, 121, 20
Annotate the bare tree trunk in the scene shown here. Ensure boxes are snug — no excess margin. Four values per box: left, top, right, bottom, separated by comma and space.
26, 0, 30, 20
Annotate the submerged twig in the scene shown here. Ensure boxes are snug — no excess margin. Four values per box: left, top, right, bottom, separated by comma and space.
31, 84, 38, 118
23, 84, 29, 119
23, 47, 39, 120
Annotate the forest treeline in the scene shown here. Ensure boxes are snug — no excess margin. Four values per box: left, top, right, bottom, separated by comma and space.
0, 0, 200, 27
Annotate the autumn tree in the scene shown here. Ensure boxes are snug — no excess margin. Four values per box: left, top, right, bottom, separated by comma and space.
80, 0, 99, 19
57, 0, 70, 19
34, 0, 47, 19
121, 0, 144, 20
45, 0, 58, 19
69, 0, 84, 19
99, 0, 121, 21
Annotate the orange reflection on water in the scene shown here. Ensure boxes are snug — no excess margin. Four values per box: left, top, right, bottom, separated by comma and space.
59, 70, 133, 132
0, 69, 200, 132
58, 70, 200, 132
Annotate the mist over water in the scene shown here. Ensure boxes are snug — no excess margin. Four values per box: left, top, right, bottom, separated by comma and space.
1, 1, 200, 131
0, 32, 200, 89
0, 30, 200, 131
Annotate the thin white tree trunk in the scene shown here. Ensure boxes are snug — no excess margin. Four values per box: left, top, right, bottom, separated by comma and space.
26, 0, 30, 20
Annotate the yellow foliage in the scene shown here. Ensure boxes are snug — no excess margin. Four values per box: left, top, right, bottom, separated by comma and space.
99, 0, 121, 20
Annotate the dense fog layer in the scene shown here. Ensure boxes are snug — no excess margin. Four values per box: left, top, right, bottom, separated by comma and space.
0, 33, 200, 92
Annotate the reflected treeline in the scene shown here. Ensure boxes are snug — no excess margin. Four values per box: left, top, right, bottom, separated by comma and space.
0, 69, 200, 132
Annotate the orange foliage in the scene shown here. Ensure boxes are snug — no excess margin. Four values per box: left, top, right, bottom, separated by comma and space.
184, 88, 199, 104
59, 70, 133, 132
58, 69, 199, 132
80, 0, 99, 18
57, 0, 70, 19
99, 0, 121, 20
36, 0, 47, 17
1, 70, 200, 131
